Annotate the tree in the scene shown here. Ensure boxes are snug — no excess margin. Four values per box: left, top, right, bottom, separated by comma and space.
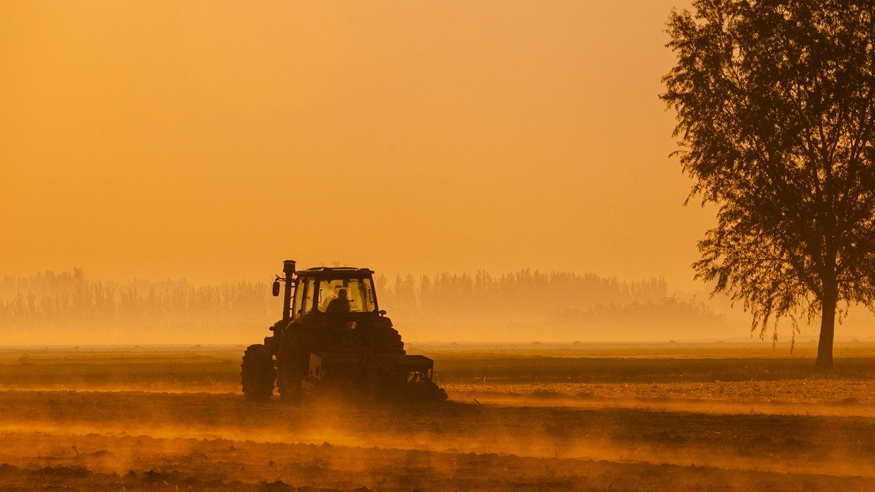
661, 0, 875, 368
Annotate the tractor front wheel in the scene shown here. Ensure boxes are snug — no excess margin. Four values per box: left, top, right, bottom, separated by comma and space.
276, 332, 312, 403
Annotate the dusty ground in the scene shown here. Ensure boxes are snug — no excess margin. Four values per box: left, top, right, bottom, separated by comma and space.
0, 343, 874, 491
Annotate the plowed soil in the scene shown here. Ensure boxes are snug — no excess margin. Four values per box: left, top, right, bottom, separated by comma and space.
1, 344, 874, 491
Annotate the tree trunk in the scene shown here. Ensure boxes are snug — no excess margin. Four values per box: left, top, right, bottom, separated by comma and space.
815, 286, 837, 369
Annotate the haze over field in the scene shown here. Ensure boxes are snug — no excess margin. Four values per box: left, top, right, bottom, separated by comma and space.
0, 267, 733, 344
2, 1, 874, 342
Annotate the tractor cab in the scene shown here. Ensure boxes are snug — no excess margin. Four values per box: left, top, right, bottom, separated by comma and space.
272, 262, 383, 322
290, 268, 379, 318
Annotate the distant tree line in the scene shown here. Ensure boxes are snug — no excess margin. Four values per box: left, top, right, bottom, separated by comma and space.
0, 268, 278, 338
376, 270, 726, 341
0, 268, 725, 343
376, 270, 670, 319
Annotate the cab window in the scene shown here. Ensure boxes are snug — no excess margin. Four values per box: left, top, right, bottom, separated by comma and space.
317, 277, 377, 313
296, 277, 317, 315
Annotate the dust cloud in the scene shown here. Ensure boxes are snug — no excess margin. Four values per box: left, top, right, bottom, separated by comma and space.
2, 346, 875, 490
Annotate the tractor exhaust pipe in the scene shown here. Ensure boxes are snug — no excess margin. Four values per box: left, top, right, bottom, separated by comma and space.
282, 260, 296, 320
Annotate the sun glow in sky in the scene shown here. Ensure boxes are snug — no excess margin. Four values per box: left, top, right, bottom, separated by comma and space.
1, 1, 708, 288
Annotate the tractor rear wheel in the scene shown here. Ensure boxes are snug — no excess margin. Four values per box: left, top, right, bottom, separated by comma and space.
241, 344, 275, 401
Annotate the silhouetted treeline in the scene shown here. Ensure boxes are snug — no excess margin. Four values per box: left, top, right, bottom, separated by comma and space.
376, 270, 669, 319
0, 268, 726, 343
0, 269, 278, 341
376, 270, 726, 341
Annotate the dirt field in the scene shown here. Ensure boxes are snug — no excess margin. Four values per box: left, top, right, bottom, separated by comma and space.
1, 343, 874, 491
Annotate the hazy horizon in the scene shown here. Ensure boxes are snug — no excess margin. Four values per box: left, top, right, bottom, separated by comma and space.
3, 265, 875, 346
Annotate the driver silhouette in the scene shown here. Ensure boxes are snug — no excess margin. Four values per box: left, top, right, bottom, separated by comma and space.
326, 289, 351, 313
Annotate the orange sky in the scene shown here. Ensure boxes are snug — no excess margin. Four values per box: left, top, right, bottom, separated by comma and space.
1, 1, 712, 290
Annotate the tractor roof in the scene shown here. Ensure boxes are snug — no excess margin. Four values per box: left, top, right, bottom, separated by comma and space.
296, 266, 374, 277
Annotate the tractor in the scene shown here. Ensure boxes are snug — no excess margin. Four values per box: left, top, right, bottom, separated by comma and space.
241, 260, 446, 403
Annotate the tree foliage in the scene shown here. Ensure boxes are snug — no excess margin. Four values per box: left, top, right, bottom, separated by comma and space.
661, 0, 875, 366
